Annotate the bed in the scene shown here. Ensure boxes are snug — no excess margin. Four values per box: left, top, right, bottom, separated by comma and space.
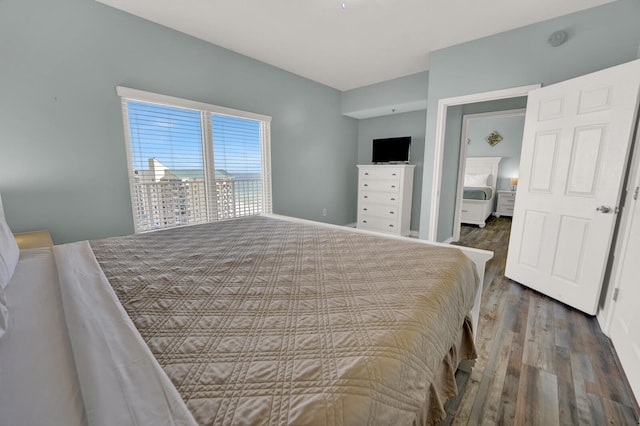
0, 214, 493, 426
460, 157, 502, 228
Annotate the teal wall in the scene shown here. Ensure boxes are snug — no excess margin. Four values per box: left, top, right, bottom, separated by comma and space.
357, 110, 426, 232
462, 97, 528, 116
0, 0, 358, 243
465, 112, 526, 191
341, 72, 428, 118
420, 0, 640, 241
437, 98, 528, 241
3, 0, 639, 245
437, 105, 463, 241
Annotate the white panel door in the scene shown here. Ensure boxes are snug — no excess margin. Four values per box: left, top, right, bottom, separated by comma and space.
505, 59, 640, 315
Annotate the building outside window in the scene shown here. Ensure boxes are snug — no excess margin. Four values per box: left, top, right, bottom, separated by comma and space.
118, 87, 272, 233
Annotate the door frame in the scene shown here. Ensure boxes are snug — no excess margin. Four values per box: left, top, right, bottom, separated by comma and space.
428, 84, 540, 241
600, 115, 640, 404
600, 112, 640, 333
453, 108, 526, 241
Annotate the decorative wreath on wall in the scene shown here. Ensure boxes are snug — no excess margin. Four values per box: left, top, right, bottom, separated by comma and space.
485, 130, 503, 147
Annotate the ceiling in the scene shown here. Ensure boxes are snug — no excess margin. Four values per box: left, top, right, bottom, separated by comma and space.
97, 0, 615, 91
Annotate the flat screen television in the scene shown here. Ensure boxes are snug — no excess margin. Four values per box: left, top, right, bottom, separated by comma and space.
372, 136, 411, 164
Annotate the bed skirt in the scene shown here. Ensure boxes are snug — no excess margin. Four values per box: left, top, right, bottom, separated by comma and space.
415, 317, 477, 426
55, 216, 481, 425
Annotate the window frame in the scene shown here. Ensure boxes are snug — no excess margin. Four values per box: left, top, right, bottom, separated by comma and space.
117, 86, 273, 233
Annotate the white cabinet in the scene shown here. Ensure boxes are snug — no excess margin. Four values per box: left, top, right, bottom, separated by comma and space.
356, 165, 415, 236
495, 190, 516, 217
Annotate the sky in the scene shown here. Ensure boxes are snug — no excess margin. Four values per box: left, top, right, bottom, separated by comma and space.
127, 100, 262, 176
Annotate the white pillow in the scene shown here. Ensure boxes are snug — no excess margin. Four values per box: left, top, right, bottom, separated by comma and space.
0, 217, 20, 290
0, 217, 17, 338
464, 173, 490, 187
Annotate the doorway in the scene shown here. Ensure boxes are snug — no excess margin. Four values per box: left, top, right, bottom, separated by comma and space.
427, 84, 540, 242
453, 108, 526, 242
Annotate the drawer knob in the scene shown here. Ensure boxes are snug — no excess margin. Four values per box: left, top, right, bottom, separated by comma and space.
364, 195, 368, 198
390, 197, 396, 201
363, 220, 368, 223
364, 183, 368, 186
389, 211, 394, 214
392, 173, 397, 176
391, 185, 396, 188
389, 224, 394, 228
363, 208, 368, 211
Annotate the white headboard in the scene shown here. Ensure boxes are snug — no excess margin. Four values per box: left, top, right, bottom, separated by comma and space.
464, 157, 502, 189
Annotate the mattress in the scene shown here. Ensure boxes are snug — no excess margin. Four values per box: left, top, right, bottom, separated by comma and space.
1, 215, 482, 426
463, 186, 493, 200
54, 241, 197, 426
85, 215, 479, 425
0, 248, 86, 426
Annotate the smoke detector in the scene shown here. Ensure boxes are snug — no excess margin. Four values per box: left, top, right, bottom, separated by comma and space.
548, 30, 568, 47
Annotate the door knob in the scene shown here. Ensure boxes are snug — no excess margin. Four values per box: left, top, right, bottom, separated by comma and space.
596, 205, 612, 213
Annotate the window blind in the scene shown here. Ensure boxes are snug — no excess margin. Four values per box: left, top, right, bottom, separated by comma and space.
118, 87, 272, 233
211, 114, 263, 219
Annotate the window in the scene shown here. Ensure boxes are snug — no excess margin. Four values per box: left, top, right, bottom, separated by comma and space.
117, 87, 272, 233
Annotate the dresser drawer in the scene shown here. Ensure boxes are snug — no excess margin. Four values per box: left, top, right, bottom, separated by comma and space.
359, 167, 403, 181
360, 191, 400, 206
498, 191, 516, 201
497, 192, 516, 211
498, 205, 515, 215
497, 199, 515, 211
359, 205, 399, 220
359, 179, 400, 193
495, 191, 516, 217
461, 203, 484, 221
357, 216, 399, 234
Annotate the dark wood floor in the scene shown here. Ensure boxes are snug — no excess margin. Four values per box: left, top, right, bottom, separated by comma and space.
442, 216, 640, 425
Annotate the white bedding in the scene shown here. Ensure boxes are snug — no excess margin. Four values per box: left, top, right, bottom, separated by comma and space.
86, 215, 481, 425
0, 247, 86, 426
0, 217, 492, 426
54, 242, 196, 426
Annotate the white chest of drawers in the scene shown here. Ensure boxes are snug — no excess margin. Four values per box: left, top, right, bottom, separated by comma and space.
356, 165, 415, 236
495, 190, 516, 217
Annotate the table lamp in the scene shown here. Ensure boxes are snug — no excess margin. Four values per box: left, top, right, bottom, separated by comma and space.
510, 177, 518, 191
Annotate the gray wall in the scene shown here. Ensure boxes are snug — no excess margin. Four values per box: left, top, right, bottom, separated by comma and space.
342, 72, 428, 118
466, 112, 526, 191
420, 0, 640, 241
437, 106, 464, 241
357, 110, 426, 232
0, 0, 358, 243
437, 98, 528, 240
462, 97, 528, 115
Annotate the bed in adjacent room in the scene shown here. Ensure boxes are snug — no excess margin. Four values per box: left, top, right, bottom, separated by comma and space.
0, 214, 492, 426
460, 157, 502, 228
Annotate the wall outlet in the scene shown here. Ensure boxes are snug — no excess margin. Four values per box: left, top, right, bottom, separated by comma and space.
322, 208, 327, 217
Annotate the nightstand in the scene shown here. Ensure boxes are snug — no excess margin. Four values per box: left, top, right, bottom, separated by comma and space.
495, 191, 516, 218
14, 230, 53, 249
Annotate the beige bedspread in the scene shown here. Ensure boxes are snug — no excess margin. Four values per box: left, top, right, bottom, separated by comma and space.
90, 216, 478, 425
